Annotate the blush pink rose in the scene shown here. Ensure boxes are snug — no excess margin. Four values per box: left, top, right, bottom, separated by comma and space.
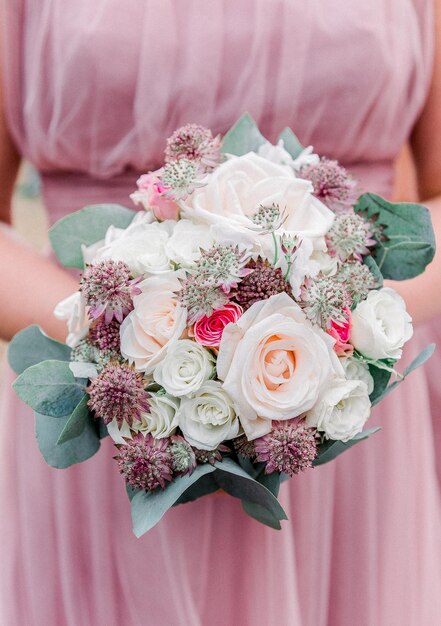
327, 308, 353, 357
193, 302, 243, 348
131, 173, 180, 221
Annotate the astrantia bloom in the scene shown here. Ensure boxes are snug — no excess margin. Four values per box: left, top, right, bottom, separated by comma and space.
89, 318, 121, 352
170, 435, 197, 474
255, 420, 318, 476
336, 261, 380, 305
115, 433, 173, 491
234, 259, 292, 310
165, 123, 222, 170
87, 362, 150, 426
197, 244, 252, 293
233, 435, 257, 460
193, 302, 243, 348
160, 159, 206, 200
299, 157, 358, 212
178, 275, 230, 324
193, 444, 230, 465
80, 260, 141, 323
301, 275, 352, 329
250, 203, 287, 232
326, 211, 376, 261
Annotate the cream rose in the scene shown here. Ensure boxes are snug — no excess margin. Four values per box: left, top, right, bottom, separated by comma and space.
306, 378, 371, 441
217, 292, 344, 440
94, 213, 173, 276
134, 393, 179, 439
181, 152, 334, 245
119, 273, 186, 373
350, 287, 413, 360
165, 219, 215, 268
176, 380, 239, 450
153, 339, 215, 397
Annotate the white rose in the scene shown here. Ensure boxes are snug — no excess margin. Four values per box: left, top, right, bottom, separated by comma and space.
350, 287, 413, 360
106, 393, 180, 444
165, 220, 215, 268
54, 291, 90, 348
306, 378, 371, 441
177, 380, 239, 450
153, 339, 215, 397
342, 357, 374, 395
94, 213, 173, 276
181, 152, 334, 246
120, 273, 186, 373
310, 250, 339, 276
217, 292, 344, 440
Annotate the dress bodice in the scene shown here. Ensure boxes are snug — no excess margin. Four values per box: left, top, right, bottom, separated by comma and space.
3, 0, 433, 218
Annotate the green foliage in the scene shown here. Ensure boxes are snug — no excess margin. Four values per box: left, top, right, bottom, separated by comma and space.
362, 255, 384, 288
355, 193, 435, 280
36, 411, 100, 468
221, 113, 266, 156
49, 204, 136, 269
56, 395, 90, 445
8, 325, 71, 375
277, 127, 304, 159
314, 427, 381, 466
13, 360, 87, 417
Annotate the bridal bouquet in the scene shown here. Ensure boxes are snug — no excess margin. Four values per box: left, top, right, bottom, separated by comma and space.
9, 114, 435, 536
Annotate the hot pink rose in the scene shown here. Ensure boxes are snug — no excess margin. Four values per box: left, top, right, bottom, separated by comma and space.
328, 308, 353, 356
193, 302, 243, 348
131, 173, 180, 221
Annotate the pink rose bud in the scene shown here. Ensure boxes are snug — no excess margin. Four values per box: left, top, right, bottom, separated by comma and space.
193, 302, 243, 348
131, 173, 180, 221
328, 308, 353, 357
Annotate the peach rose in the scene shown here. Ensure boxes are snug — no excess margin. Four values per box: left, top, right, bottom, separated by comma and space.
217, 292, 344, 440
119, 273, 186, 373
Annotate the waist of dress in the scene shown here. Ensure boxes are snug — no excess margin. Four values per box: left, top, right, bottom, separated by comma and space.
40, 160, 395, 224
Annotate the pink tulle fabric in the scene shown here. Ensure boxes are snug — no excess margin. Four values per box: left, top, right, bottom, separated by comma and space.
2, 1, 441, 624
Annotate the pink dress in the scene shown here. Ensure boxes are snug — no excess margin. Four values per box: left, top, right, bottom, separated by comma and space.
2, 1, 441, 624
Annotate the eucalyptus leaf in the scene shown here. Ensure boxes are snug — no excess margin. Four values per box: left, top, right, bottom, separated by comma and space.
49, 204, 136, 269
369, 364, 392, 405
56, 395, 90, 445
277, 127, 304, 159
8, 325, 71, 375
314, 427, 381, 466
214, 458, 287, 522
374, 343, 436, 404
173, 472, 220, 505
35, 411, 100, 468
354, 193, 435, 280
13, 360, 87, 417
241, 500, 283, 530
130, 464, 217, 538
221, 113, 266, 156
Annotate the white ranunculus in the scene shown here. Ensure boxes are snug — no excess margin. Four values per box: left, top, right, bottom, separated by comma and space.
217, 292, 344, 440
153, 339, 215, 397
165, 219, 215, 268
350, 288, 413, 360
257, 139, 298, 167
272, 236, 320, 298
54, 291, 90, 348
177, 380, 239, 450
342, 357, 374, 395
119, 273, 187, 373
181, 152, 334, 246
290, 145, 320, 172
69, 361, 98, 380
306, 378, 371, 441
93, 212, 174, 276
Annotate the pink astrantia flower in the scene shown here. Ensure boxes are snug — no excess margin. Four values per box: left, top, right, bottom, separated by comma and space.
193, 302, 243, 348
130, 173, 180, 221
327, 307, 354, 356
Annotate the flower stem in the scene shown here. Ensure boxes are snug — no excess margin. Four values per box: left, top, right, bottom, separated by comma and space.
272, 232, 279, 266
